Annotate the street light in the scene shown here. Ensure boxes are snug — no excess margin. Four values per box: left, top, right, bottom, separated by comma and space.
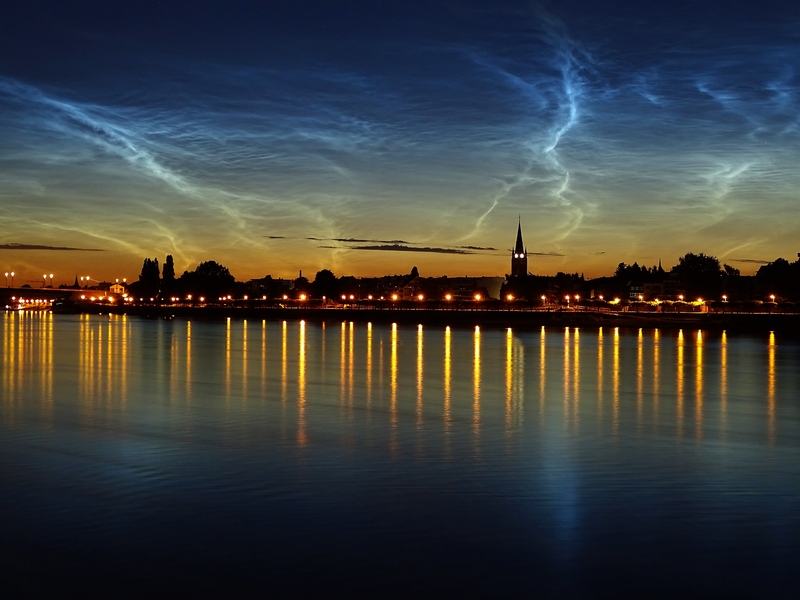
541, 295, 546, 305
506, 294, 514, 301
445, 293, 452, 301
474, 293, 482, 301
770, 294, 776, 303
722, 295, 728, 302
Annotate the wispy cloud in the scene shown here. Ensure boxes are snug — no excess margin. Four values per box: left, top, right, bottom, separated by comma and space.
0, 243, 103, 251
347, 244, 474, 255
307, 237, 410, 244
730, 258, 771, 264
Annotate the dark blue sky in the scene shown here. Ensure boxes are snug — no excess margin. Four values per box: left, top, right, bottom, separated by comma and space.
1, 0, 798, 281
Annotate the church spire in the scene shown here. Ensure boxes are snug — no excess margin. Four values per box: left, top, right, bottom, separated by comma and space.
514, 216, 525, 254
511, 217, 528, 277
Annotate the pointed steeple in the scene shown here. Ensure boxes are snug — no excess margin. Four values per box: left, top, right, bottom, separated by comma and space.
514, 216, 525, 254
73, 274, 79, 288
511, 217, 528, 277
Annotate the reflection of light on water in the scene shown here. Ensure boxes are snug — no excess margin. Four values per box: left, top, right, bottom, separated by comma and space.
298, 320, 307, 446
41, 313, 53, 417
169, 322, 178, 404
242, 320, 248, 399
613, 327, 620, 433
695, 330, 703, 439
226, 318, 232, 402
563, 327, 570, 426
720, 330, 727, 436
444, 326, 451, 434
573, 328, 580, 427
348, 322, 354, 408
473, 326, 481, 439
637, 329, 643, 430
677, 329, 684, 436
281, 320, 287, 405
572, 327, 581, 426
506, 328, 512, 431
768, 332, 776, 444
2, 313, 16, 408
366, 323, 373, 410
79, 314, 95, 418
597, 328, 604, 424
185, 321, 192, 402
653, 329, 659, 422
340, 321, 346, 405
260, 320, 266, 397
391, 323, 398, 431
416, 324, 424, 428
540, 326, 546, 418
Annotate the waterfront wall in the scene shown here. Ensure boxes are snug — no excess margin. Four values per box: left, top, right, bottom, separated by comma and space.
46, 304, 800, 334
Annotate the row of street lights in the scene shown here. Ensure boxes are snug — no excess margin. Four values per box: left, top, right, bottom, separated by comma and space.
4, 272, 14, 287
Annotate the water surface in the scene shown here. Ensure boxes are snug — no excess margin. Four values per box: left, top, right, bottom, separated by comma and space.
1, 313, 798, 597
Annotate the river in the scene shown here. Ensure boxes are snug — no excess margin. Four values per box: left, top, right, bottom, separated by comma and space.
1, 312, 798, 597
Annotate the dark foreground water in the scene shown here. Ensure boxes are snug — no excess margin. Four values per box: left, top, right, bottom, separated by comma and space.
1, 313, 798, 597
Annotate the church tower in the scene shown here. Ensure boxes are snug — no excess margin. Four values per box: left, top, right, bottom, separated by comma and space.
511, 218, 528, 277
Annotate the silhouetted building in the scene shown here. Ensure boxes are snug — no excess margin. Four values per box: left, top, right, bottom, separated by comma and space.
511, 219, 528, 277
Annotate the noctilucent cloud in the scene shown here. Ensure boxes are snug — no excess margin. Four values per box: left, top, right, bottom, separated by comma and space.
1, 0, 798, 283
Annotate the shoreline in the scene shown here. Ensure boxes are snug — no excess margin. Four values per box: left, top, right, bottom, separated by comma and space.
42, 304, 800, 334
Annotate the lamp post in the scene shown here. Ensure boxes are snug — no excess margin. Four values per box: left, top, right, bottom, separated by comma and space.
9, 272, 14, 288
4, 272, 8, 287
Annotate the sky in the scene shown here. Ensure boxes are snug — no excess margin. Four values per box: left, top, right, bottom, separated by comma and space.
1, 0, 799, 285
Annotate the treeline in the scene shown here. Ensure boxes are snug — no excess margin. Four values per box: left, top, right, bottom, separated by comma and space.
503, 252, 800, 302
128, 252, 800, 303
128, 256, 238, 299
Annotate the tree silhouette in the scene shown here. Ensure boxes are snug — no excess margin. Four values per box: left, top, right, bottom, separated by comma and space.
312, 269, 338, 298
723, 264, 740, 277
163, 255, 175, 282
178, 261, 236, 297
129, 258, 160, 297
673, 253, 722, 298
161, 255, 176, 296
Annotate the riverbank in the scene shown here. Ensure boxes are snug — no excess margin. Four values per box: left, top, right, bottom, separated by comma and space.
48, 304, 800, 334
